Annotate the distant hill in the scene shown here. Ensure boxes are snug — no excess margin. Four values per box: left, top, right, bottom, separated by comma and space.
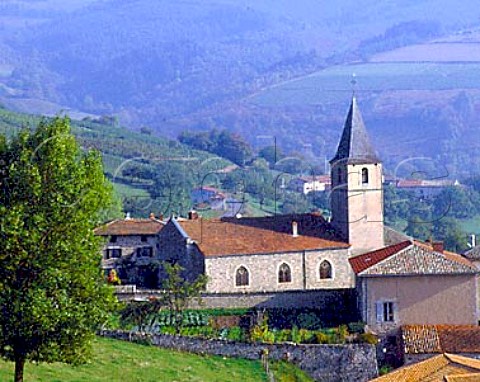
2, 0, 480, 178
0, 106, 231, 217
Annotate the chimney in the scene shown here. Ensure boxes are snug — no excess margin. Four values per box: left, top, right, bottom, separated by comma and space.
125, 212, 131, 220
292, 221, 298, 237
188, 210, 199, 220
471, 234, 476, 248
149, 212, 155, 220
432, 241, 444, 254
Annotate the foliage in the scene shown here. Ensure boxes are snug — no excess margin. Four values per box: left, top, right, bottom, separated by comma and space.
296, 313, 322, 330
160, 262, 208, 334
258, 145, 284, 168
179, 129, 253, 165
0, 337, 269, 382
0, 107, 231, 219
0, 117, 118, 382
357, 333, 379, 345
347, 321, 366, 334
379, 365, 394, 376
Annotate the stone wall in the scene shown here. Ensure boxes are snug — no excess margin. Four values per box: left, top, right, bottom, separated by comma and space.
99, 330, 378, 382
101, 234, 158, 287
205, 248, 354, 294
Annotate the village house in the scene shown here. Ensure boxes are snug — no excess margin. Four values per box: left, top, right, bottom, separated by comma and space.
97, 96, 479, 333
289, 175, 331, 194
95, 213, 165, 288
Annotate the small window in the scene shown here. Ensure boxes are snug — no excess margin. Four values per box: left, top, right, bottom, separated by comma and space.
337, 168, 342, 183
109, 235, 117, 243
376, 301, 395, 323
278, 263, 292, 283
106, 248, 122, 259
141, 235, 148, 242
137, 246, 153, 257
235, 266, 249, 287
383, 302, 394, 322
319, 260, 332, 279
362, 168, 369, 184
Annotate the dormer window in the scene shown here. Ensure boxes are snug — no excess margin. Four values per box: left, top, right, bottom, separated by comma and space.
362, 168, 369, 184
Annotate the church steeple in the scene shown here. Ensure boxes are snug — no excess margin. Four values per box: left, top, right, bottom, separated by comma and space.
329, 96, 384, 254
330, 96, 380, 165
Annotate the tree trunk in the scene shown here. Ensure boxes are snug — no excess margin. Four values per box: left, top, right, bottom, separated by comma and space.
14, 354, 25, 382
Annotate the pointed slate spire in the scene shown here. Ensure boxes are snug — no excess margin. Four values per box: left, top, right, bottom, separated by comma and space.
330, 96, 380, 165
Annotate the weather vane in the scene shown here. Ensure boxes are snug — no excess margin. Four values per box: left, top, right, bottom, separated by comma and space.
351, 73, 357, 96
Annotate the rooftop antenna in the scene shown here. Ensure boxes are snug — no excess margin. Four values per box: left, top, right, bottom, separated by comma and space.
351, 73, 357, 97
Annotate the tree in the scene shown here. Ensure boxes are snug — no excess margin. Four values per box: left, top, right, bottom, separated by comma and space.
0, 118, 117, 382
160, 262, 208, 334
433, 217, 466, 253
258, 145, 284, 168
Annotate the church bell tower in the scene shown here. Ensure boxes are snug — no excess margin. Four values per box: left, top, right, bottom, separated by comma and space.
330, 96, 384, 254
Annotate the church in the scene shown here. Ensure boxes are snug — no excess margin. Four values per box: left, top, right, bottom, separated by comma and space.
97, 96, 478, 335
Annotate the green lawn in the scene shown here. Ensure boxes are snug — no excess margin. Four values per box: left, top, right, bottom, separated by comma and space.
0, 337, 268, 382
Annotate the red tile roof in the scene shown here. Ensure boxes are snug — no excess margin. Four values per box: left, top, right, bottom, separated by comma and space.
349, 240, 412, 274
403, 325, 480, 354
370, 353, 480, 381
349, 240, 476, 276
177, 214, 349, 257
95, 218, 164, 236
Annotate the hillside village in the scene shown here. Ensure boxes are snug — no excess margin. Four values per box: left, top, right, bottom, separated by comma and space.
94, 97, 480, 381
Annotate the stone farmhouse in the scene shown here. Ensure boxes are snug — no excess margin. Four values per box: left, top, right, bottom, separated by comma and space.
96, 96, 479, 334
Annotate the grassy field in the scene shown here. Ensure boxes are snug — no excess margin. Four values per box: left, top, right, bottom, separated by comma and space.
250, 62, 480, 107
0, 337, 269, 382
458, 216, 480, 235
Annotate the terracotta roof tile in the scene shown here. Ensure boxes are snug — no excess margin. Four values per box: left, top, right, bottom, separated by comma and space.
177, 214, 348, 257
350, 241, 476, 276
464, 246, 480, 261
444, 373, 480, 381
402, 325, 442, 354
402, 326, 480, 354
349, 241, 412, 274
370, 353, 480, 382
95, 218, 164, 236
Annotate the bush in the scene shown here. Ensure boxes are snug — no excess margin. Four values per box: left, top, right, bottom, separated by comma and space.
226, 326, 245, 342
297, 313, 322, 330
274, 329, 292, 343
336, 325, 349, 343
298, 329, 315, 344
347, 322, 366, 334
315, 332, 335, 344
359, 333, 379, 345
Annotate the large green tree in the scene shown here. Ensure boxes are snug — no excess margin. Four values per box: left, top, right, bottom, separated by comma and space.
0, 118, 117, 382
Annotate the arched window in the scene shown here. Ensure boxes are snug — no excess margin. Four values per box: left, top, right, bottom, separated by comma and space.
278, 263, 292, 283
319, 260, 332, 279
362, 168, 369, 184
235, 266, 249, 287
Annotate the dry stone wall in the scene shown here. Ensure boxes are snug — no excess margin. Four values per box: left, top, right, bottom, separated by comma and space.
100, 330, 378, 382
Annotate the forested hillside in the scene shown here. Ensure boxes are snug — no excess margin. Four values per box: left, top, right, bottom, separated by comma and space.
0, 106, 231, 218
2, 1, 480, 181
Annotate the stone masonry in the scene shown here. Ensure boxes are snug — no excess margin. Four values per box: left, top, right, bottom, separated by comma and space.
99, 330, 379, 382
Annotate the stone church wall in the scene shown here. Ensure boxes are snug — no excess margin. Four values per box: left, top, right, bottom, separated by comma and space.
205, 248, 354, 294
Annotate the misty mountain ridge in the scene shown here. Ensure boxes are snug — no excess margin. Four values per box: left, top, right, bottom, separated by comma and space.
1, 0, 480, 179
